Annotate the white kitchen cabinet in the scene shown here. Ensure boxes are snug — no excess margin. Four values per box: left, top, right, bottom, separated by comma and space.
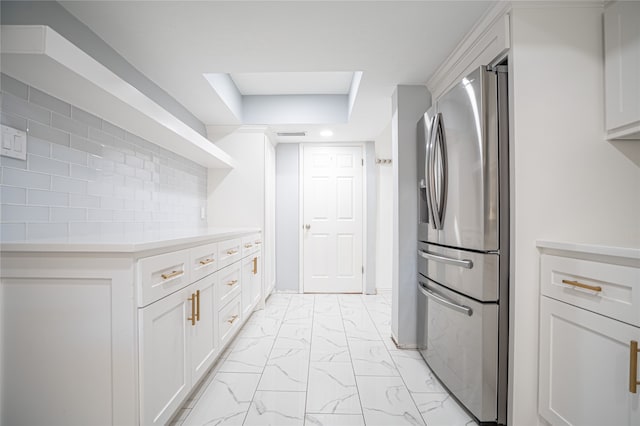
0, 229, 261, 426
208, 130, 276, 302
604, 1, 640, 140
139, 285, 192, 426
539, 297, 640, 426
538, 242, 640, 426
241, 250, 262, 318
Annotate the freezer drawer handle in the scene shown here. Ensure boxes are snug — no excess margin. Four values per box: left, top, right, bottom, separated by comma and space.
418, 250, 473, 269
418, 281, 473, 316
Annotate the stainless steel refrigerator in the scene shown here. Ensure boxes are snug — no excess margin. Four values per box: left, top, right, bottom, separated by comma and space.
416, 65, 509, 425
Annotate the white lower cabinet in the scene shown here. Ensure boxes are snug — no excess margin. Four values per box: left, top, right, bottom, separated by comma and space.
539, 296, 640, 426
139, 286, 192, 426
0, 230, 263, 426
241, 252, 261, 317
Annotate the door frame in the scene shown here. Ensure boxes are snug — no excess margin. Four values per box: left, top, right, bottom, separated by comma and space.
298, 143, 368, 294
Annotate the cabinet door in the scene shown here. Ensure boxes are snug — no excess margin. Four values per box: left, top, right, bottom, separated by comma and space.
190, 273, 219, 385
252, 251, 263, 308
605, 1, 640, 139
241, 255, 255, 317
539, 296, 640, 426
139, 287, 192, 426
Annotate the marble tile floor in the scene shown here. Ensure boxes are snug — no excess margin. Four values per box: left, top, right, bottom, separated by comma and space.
169, 292, 477, 426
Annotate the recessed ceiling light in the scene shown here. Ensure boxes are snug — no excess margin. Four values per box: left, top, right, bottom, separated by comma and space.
320, 129, 333, 137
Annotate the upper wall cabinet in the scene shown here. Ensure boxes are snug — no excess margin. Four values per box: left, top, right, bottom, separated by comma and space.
0, 25, 235, 168
604, 1, 640, 140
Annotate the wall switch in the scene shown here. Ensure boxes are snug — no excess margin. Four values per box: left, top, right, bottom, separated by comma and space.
1, 125, 27, 160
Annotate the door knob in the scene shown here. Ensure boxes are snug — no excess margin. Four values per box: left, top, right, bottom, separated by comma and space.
304, 224, 311, 230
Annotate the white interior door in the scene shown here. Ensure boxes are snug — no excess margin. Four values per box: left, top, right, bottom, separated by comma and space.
302, 145, 363, 293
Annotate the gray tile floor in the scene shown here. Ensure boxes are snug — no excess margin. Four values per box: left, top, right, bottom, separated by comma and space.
170, 292, 477, 426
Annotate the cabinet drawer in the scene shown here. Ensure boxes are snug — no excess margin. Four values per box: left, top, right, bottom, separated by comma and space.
541, 254, 640, 326
190, 242, 218, 283
218, 295, 242, 346
242, 233, 261, 257
218, 238, 242, 268
138, 249, 191, 307
217, 263, 241, 308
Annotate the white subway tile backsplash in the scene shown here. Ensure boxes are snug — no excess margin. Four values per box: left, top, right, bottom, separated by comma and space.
27, 223, 68, 240
69, 193, 100, 208
27, 120, 70, 147
2, 205, 49, 222
52, 113, 89, 138
29, 87, 71, 117
28, 189, 69, 207
102, 121, 126, 139
100, 197, 125, 210
0, 185, 27, 204
70, 135, 103, 157
29, 154, 69, 177
50, 207, 86, 222
2, 93, 51, 125
2, 168, 51, 190
1, 112, 28, 131
88, 208, 114, 221
2, 76, 207, 241
1, 223, 26, 241
70, 164, 97, 181
1, 156, 27, 169
71, 106, 102, 129
1, 74, 28, 100
52, 144, 87, 166
27, 136, 52, 157
51, 176, 87, 194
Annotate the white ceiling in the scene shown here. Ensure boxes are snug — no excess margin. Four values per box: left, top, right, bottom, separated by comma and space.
230, 71, 355, 95
59, 1, 493, 143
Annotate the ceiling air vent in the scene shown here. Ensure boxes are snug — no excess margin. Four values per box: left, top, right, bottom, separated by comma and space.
276, 131, 306, 137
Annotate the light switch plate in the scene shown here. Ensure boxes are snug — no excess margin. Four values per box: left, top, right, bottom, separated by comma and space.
1, 125, 27, 161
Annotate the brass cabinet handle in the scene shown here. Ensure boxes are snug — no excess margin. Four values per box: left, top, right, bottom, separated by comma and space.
227, 314, 239, 324
244, 243, 253, 248
187, 293, 196, 326
254, 240, 262, 245
631, 340, 639, 394
253, 257, 258, 275
195, 290, 200, 322
161, 270, 183, 280
227, 249, 239, 255
226, 279, 238, 287
199, 258, 214, 266
561, 279, 602, 293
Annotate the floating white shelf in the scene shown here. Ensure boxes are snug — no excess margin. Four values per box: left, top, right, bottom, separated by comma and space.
0, 25, 235, 169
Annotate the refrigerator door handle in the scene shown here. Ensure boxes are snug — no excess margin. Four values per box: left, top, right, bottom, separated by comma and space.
418, 281, 473, 316
418, 249, 474, 269
428, 113, 447, 230
424, 115, 437, 227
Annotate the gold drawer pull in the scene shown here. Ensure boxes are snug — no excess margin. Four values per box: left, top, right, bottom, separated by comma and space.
161, 270, 183, 280
227, 249, 238, 255
561, 279, 602, 293
244, 243, 253, 248
226, 279, 238, 287
254, 240, 262, 245
227, 314, 239, 324
631, 340, 639, 394
199, 258, 214, 266
187, 293, 196, 326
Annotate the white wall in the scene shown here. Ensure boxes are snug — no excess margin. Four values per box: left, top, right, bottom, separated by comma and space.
375, 123, 393, 290
391, 85, 431, 347
509, 4, 640, 425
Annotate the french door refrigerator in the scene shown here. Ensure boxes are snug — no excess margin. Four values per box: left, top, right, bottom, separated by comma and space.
416, 65, 509, 425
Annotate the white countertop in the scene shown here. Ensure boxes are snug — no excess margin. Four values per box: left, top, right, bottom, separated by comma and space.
0, 228, 260, 254
537, 240, 640, 260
